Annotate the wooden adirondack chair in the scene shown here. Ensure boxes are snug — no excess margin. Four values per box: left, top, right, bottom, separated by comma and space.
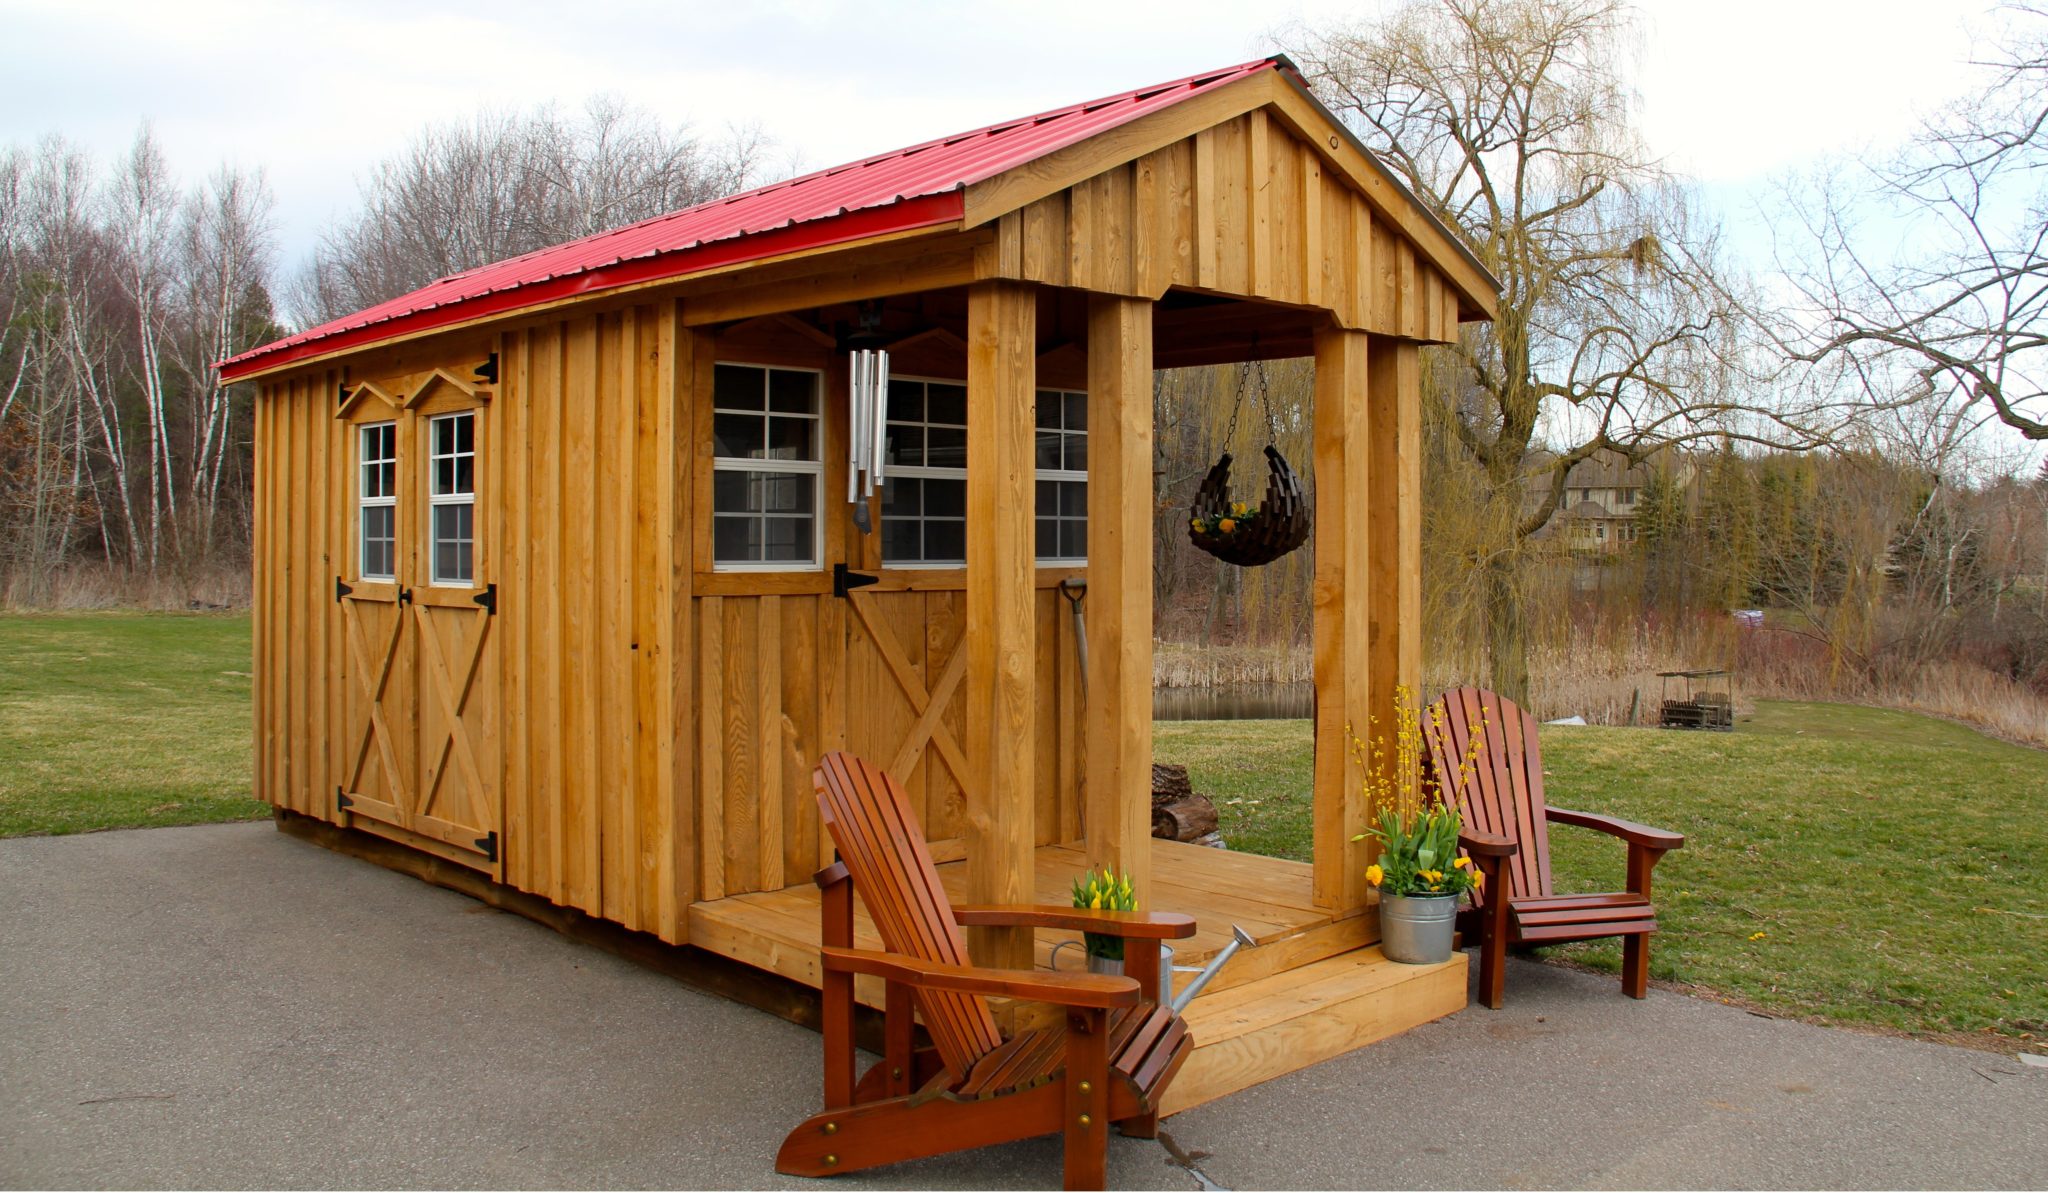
1420, 687, 1686, 1009
777, 752, 1199, 1190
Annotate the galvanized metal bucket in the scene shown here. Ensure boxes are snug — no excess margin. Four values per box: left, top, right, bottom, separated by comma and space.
1379, 893, 1459, 964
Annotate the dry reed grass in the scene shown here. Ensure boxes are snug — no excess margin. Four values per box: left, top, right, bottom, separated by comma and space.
2, 561, 250, 611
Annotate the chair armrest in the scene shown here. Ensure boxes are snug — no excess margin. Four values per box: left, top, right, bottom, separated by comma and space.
951, 905, 1199, 940
1458, 830, 1517, 857
820, 946, 1141, 1009
1546, 806, 1685, 850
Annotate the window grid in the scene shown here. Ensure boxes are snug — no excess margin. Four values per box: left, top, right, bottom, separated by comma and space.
877, 379, 1088, 567
1034, 388, 1088, 565
427, 411, 476, 587
712, 362, 824, 569
359, 422, 397, 581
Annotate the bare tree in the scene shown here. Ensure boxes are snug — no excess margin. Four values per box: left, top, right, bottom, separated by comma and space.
1289, 0, 1857, 700
169, 164, 276, 550
1786, 3, 2046, 446
294, 98, 769, 323
110, 125, 181, 569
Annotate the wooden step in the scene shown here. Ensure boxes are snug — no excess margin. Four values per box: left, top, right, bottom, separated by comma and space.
1159, 945, 1467, 1116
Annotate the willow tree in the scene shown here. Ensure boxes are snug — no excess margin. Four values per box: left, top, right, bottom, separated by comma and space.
1290, 0, 1841, 700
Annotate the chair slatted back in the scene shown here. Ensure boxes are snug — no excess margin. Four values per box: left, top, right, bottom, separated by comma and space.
814, 752, 1004, 1077
1421, 687, 1554, 902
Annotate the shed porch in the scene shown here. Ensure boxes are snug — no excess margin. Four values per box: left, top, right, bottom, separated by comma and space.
691, 838, 1467, 1113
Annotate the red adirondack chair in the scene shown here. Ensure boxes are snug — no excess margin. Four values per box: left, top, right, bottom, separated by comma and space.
1421, 687, 1686, 1008
777, 752, 1198, 1190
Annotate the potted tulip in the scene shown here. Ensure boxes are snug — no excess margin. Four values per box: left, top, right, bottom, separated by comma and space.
1069, 868, 1138, 974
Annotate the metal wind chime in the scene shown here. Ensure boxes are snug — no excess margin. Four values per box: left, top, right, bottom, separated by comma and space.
845, 348, 890, 535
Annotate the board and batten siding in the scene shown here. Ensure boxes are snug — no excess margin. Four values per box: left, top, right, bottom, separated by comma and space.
984, 109, 1465, 344
252, 299, 1092, 944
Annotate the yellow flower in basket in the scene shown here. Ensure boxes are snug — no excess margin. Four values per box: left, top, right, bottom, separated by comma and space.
1218, 518, 1237, 533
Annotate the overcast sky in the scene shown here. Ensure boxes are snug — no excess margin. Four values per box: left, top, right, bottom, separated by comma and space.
1, 0, 2000, 274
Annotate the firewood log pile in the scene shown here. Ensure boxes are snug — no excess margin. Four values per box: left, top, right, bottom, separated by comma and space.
1151, 763, 1220, 844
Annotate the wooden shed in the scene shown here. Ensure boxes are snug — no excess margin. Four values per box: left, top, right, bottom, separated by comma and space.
226, 56, 1499, 1113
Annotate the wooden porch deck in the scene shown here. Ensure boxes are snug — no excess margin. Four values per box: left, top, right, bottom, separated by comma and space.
688, 838, 1468, 1113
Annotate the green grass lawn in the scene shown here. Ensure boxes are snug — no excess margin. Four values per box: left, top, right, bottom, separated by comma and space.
0, 613, 264, 836
5, 612, 2042, 1047
1157, 704, 2048, 1047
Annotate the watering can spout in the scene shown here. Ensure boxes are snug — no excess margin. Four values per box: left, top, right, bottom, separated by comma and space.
1169, 924, 1255, 1014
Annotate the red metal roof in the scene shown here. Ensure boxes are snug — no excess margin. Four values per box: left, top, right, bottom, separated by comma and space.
221, 57, 1288, 381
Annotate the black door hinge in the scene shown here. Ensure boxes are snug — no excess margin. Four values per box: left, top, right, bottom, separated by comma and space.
474, 352, 498, 385
335, 787, 353, 811
335, 576, 353, 603
832, 563, 879, 598
398, 587, 413, 607
472, 582, 497, 614
474, 830, 499, 863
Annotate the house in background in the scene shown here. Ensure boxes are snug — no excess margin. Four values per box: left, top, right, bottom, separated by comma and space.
1527, 446, 1694, 554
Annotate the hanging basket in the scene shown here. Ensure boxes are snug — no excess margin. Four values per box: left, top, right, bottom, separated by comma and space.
1188, 445, 1311, 567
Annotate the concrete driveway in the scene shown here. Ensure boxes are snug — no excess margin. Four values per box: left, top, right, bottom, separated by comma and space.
2, 822, 2042, 1189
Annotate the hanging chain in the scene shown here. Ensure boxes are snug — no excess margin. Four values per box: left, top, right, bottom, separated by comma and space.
1255, 359, 1280, 444
1221, 360, 1250, 449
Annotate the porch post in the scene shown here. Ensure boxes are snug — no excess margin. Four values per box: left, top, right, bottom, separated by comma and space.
1083, 294, 1155, 903
1366, 340, 1423, 787
965, 280, 1038, 969
1311, 325, 1373, 913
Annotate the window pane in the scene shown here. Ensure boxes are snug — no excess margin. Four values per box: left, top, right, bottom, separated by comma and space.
453, 454, 474, 496
762, 516, 813, 561
924, 520, 965, 564
925, 426, 966, 469
766, 472, 815, 514
1035, 518, 1058, 557
455, 413, 474, 453
1035, 430, 1063, 471
767, 415, 816, 461
1035, 391, 1060, 429
1061, 519, 1087, 561
714, 364, 764, 410
768, 369, 816, 413
883, 476, 923, 517
884, 424, 923, 468
435, 456, 455, 495
362, 505, 395, 578
714, 413, 766, 459
1060, 480, 1087, 517
713, 515, 757, 562
925, 477, 964, 518
432, 502, 473, 584
887, 381, 923, 424
1063, 428, 1086, 472
927, 384, 966, 426
883, 517, 920, 563
1064, 391, 1087, 432
1036, 480, 1057, 516
713, 469, 751, 511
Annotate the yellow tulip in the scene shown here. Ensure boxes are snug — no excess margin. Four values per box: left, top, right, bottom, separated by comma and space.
1366, 864, 1384, 887
1472, 871, 1484, 887
1454, 856, 1472, 870
1090, 892, 1103, 909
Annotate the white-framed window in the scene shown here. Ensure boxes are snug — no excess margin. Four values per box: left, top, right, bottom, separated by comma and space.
880, 377, 968, 566
1033, 388, 1088, 565
712, 362, 823, 569
877, 379, 1087, 567
358, 421, 397, 581
427, 411, 477, 586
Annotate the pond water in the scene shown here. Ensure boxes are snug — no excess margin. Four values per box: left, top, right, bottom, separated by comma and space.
1152, 681, 1315, 721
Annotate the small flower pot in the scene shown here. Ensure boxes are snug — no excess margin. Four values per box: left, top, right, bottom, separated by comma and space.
1379, 892, 1459, 964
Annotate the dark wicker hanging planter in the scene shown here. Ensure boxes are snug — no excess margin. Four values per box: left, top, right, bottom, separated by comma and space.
1188, 444, 1311, 567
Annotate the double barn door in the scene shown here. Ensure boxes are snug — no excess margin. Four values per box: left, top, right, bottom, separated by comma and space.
335, 371, 500, 870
